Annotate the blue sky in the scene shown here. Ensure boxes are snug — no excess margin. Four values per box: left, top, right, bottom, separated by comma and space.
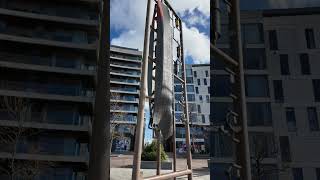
110, 0, 210, 65
110, 0, 210, 143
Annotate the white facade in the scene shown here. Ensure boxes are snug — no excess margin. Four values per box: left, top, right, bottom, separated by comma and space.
211, 8, 320, 180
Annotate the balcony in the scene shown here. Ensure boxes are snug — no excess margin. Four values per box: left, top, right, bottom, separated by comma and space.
0, 80, 94, 102
110, 61, 141, 70
110, 78, 140, 86
110, 87, 139, 95
0, 52, 96, 75
0, 21, 97, 50
110, 54, 142, 63
0, 138, 89, 163
0, 7, 98, 26
110, 69, 140, 77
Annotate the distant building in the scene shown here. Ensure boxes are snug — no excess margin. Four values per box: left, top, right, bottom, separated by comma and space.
110, 45, 142, 152
211, 7, 320, 180
175, 64, 210, 154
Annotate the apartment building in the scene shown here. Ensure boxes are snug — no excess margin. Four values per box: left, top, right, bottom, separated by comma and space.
110, 45, 142, 152
175, 64, 210, 154
211, 7, 320, 180
0, 1, 99, 179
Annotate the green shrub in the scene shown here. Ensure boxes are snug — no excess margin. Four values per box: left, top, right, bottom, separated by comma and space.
141, 140, 168, 161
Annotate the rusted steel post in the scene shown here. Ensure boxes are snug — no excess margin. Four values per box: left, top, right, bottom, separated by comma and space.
156, 129, 161, 175
179, 18, 193, 180
132, 0, 153, 179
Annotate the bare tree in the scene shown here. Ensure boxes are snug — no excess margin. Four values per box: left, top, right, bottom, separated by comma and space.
0, 96, 46, 179
110, 92, 134, 152
250, 136, 289, 180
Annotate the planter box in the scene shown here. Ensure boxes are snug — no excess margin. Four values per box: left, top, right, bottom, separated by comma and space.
141, 161, 172, 170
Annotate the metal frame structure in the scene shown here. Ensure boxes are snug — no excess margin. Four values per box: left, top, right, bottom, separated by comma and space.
132, 0, 193, 179
211, 0, 252, 180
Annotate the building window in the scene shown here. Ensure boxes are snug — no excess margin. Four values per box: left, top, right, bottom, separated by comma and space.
193, 71, 197, 77
186, 77, 193, 84
313, 80, 320, 102
316, 168, 320, 180
279, 136, 291, 162
195, 87, 199, 94
175, 103, 183, 112
174, 85, 182, 92
187, 85, 194, 92
206, 95, 210, 103
197, 79, 200, 85
242, 23, 264, 44
203, 79, 207, 85
188, 103, 197, 112
213, 75, 231, 97
305, 28, 316, 49
208, 86, 210, 94
247, 103, 272, 126
186, 69, 193, 76
245, 75, 269, 97
308, 107, 319, 131
286, 107, 297, 132
300, 53, 311, 75
187, 94, 195, 102
199, 95, 203, 102
273, 80, 284, 102
268, 30, 278, 50
244, 48, 266, 70
249, 133, 275, 158
205, 70, 209, 77
212, 103, 233, 125
201, 115, 206, 123
280, 54, 290, 75
197, 105, 201, 113
211, 133, 233, 158
292, 168, 303, 180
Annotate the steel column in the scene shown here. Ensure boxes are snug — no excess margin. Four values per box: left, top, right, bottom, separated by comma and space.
132, 0, 153, 179
229, 0, 252, 179
179, 17, 193, 180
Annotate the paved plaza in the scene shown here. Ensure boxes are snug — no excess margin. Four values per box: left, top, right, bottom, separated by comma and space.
110, 154, 210, 179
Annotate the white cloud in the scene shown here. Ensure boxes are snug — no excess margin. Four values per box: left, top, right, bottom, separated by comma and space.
111, 0, 210, 64
168, 0, 210, 17
185, 12, 209, 27
182, 23, 210, 64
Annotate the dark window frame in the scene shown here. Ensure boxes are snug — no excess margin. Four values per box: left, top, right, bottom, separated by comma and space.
300, 53, 311, 75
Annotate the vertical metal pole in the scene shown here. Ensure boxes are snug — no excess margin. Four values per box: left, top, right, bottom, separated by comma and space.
172, 100, 177, 180
88, 0, 110, 179
156, 130, 161, 175
132, 0, 153, 179
229, 0, 252, 179
212, 0, 221, 45
179, 19, 193, 180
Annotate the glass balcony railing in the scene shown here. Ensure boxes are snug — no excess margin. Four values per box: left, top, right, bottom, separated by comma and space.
0, 108, 91, 127
111, 96, 138, 102
0, 80, 94, 97
110, 78, 139, 84
0, 52, 96, 71
111, 114, 137, 122
111, 61, 141, 68
0, 21, 97, 44
111, 54, 142, 61
111, 105, 138, 112
15, 138, 89, 157
111, 87, 138, 93
111, 69, 140, 76
0, 0, 98, 21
